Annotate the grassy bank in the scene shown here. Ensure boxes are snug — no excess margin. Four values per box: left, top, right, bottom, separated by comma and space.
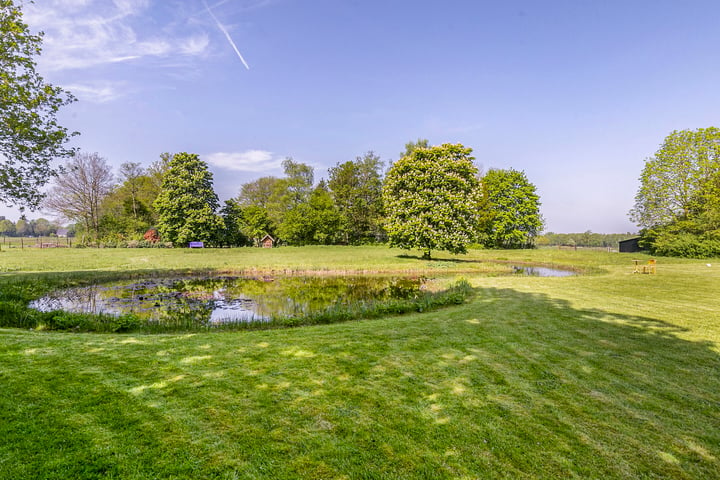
1, 246, 719, 478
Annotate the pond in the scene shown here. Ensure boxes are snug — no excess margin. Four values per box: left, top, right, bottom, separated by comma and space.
29, 275, 428, 325
511, 266, 577, 277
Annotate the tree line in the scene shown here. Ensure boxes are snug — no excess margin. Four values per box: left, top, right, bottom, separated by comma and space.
39, 142, 544, 256
0, 216, 64, 237
537, 232, 636, 249
3, 2, 718, 258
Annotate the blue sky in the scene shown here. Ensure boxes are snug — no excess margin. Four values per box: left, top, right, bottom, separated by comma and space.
5, 0, 720, 233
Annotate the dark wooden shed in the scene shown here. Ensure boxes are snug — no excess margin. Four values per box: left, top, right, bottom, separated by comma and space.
619, 237, 641, 253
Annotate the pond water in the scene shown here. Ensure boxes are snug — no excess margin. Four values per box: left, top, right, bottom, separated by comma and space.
511, 266, 576, 277
30, 275, 427, 324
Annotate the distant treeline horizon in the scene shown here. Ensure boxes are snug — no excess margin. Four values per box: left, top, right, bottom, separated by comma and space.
537, 231, 637, 248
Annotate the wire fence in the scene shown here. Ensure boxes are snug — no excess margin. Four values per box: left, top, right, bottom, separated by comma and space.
0, 236, 73, 250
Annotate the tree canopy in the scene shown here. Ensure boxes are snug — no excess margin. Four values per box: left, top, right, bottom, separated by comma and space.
630, 127, 720, 257
328, 151, 384, 243
153, 153, 223, 246
1, 0, 76, 209
383, 143, 481, 259
630, 127, 720, 229
479, 168, 543, 249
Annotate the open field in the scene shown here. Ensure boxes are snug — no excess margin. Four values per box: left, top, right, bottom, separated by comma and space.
1, 246, 719, 478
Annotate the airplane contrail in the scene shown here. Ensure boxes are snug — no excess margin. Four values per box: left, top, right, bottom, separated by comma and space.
203, 0, 250, 70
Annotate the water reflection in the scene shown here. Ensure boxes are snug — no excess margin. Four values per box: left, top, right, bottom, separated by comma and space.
30, 275, 426, 325
511, 266, 576, 277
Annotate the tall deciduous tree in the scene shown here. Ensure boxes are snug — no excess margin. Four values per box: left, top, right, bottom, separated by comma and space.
399, 138, 429, 160
328, 151, 384, 243
153, 153, 223, 246
1, 0, 76, 209
100, 160, 160, 237
630, 127, 720, 229
279, 181, 342, 245
253, 158, 314, 237
14, 216, 28, 236
0, 218, 15, 235
43, 152, 114, 242
478, 168, 543, 249
219, 199, 250, 247
383, 143, 481, 259
242, 205, 274, 246
31, 217, 53, 236
237, 176, 280, 208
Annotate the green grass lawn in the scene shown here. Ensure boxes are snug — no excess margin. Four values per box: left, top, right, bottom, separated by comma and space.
1, 246, 719, 479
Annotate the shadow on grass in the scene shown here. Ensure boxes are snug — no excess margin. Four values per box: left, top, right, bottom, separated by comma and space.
397, 253, 485, 263
1, 282, 720, 479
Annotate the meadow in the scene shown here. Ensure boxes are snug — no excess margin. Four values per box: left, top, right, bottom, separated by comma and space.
1, 246, 719, 479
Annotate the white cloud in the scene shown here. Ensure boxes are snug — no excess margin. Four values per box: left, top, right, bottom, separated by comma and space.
205, 151, 282, 172
112, 0, 149, 16
23, 0, 210, 72
63, 82, 125, 103
179, 34, 211, 56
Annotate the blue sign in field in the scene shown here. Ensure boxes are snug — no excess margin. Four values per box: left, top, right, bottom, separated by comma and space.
188, 241, 204, 248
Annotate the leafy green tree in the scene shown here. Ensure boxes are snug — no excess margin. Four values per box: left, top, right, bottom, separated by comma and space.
307, 181, 342, 244
219, 199, 250, 247
281, 158, 314, 206
1, 0, 76, 209
279, 181, 342, 245
328, 151, 384, 243
237, 176, 280, 208
153, 153, 223, 246
30, 217, 54, 236
630, 128, 720, 257
399, 138, 429, 160
383, 143, 481, 259
630, 127, 720, 229
15, 215, 28, 236
257, 158, 314, 238
100, 167, 158, 238
478, 168, 543, 249
242, 205, 274, 246
0, 218, 15, 236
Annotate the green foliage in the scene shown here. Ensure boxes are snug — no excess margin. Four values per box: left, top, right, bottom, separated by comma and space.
383, 143, 481, 259
153, 153, 223, 246
241, 205, 275, 245
631, 127, 720, 229
538, 231, 637, 249
0, 0, 77, 209
631, 127, 720, 257
399, 138, 429, 159
218, 199, 250, 247
328, 151, 385, 243
650, 231, 720, 258
0, 218, 15, 235
237, 176, 280, 208
478, 168, 543, 249
236, 159, 318, 245
279, 182, 342, 245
